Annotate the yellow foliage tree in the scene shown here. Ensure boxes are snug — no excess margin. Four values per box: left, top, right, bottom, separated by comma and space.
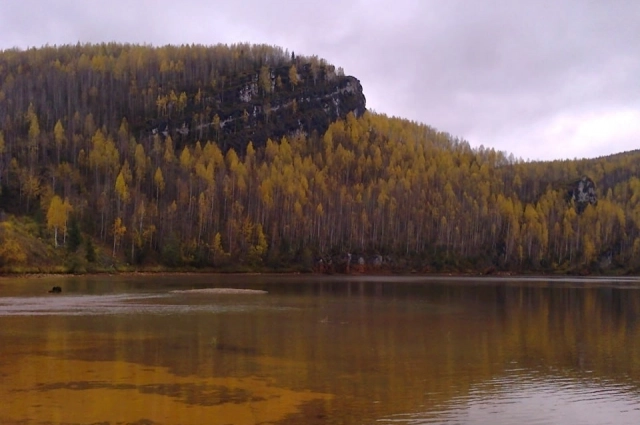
46, 195, 72, 247
289, 65, 299, 90
211, 232, 228, 266
154, 167, 165, 201
112, 217, 127, 257
0, 223, 27, 267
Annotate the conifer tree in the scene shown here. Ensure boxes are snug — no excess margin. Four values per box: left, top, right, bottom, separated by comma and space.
67, 215, 83, 253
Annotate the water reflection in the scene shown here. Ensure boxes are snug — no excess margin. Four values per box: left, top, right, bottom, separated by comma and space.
383, 372, 640, 425
0, 354, 330, 425
0, 276, 640, 424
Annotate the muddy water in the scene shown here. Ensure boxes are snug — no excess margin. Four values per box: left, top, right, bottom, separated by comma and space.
1, 275, 640, 424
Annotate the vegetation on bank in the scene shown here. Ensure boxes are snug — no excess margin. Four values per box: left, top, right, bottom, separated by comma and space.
1, 43, 640, 275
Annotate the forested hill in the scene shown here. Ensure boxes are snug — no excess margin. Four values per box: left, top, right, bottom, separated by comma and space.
0, 43, 639, 275
0, 43, 366, 152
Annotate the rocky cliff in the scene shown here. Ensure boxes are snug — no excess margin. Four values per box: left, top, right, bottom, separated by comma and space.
146, 61, 367, 151
567, 176, 598, 213
0, 44, 366, 156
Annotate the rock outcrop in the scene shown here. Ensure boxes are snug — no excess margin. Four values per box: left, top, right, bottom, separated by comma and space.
567, 176, 597, 213
146, 62, 366, 152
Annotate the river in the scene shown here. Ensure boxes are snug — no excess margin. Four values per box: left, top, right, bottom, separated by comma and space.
1, 274, 639, 424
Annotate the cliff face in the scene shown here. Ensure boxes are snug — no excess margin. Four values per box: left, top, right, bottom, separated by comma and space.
0, 44, 366, 156
567, 176, 597, 213
147, 62, 367, 151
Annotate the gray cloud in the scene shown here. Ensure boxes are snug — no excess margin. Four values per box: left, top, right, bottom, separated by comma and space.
1, 0, 639, 160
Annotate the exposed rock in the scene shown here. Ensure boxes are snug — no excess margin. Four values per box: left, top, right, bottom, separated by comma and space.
314, 253, 395, 274
567, 176, 597, 213
145, 63, 366, 153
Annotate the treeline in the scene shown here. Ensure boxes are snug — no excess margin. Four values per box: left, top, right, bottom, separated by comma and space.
1, 43, 640, 273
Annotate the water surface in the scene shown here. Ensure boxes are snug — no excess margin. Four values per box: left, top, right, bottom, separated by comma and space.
1, 274, 640, 424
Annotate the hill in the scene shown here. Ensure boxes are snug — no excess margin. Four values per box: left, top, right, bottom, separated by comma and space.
0, 43, 639, 275
0, 43, 365, 153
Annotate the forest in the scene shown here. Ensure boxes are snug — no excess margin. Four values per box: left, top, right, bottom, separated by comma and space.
0, 42, 639, 274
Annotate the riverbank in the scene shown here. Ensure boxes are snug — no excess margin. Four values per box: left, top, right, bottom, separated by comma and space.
1, 215, 632, 278
0, 265, 632, 279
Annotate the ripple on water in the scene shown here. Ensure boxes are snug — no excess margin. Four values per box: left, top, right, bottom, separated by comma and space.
379, 370, 640, 425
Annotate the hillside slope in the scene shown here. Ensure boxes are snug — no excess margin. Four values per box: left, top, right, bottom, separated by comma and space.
0, 43, 639, 274
0, 43, 365, 153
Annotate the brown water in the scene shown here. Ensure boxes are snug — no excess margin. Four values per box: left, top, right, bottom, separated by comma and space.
1, 275, 640, 425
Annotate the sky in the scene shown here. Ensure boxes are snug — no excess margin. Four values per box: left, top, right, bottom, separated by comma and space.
1, 0, 639, 161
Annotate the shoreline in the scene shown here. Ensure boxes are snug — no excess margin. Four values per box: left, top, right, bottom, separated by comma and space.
0, 268, 636, 280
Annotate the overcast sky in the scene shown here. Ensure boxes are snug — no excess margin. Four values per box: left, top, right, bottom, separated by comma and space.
1, 0, 639, 161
